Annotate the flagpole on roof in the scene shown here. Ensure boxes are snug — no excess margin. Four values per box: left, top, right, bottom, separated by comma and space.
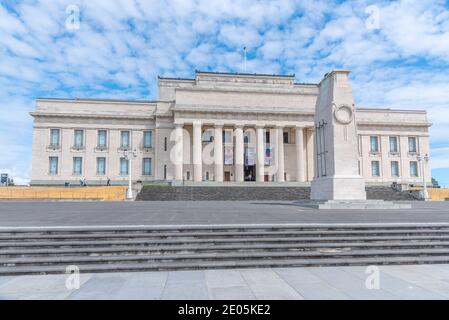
243, 46, 247, 73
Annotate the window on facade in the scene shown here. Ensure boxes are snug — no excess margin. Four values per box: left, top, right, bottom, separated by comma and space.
142, 158, 152, 176
206, 172, 210, 181
370, 136, 379, 152
389, 136, 398, 153
224, 130, 233, 144
49, 157, 58, 175
203, 130, 213, 143
143, 131, 153, 148
120, 158, 129, 175
50, 129, 60, 147
98, 130, 107, 148
96, 157, 106, 175
74, 130, 84, 148
73, 157, 82, 175
410, 161, 419, 177
265, 131, 270, 144
186, 171, 191, 181
164, 137, 168, 151
164, 165, 167, 180
391, 161, 400, 177
121, 131, 130, 149
371, 161, 380, 177
283, 132, 289, 144
408, 137, 417, 153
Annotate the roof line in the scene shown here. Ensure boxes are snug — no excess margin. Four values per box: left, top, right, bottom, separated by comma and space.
195, 70, 295, 78
357, 107, 427, 113
36, 98, 157, 104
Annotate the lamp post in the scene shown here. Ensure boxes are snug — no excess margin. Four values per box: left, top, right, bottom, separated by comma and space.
123, 149, 138, 200
417, 153, 430, 201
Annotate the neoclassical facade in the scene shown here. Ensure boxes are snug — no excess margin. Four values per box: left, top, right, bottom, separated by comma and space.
30, 70, 432, 186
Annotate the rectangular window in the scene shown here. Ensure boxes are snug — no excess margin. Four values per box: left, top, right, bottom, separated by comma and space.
143, 131, 153, 148
265, 131, 270, 144
203, 130, 213, 143
389, 136, 398, 153
142, 158, 152, 176
73, 157, 82, 175
49, 157, 58, 175
224, 130, 233, 144
410, 161, 419, 177
283, 132, 289, 144
50, 129, 60, 147
120, 158, 129, 175
121, 131, 130, 149
96, 157, 106, 175
98, 130, 107, 148
408, 137, 417, 153
391, 161, 400, 177
164, 137, 168, 151
370, 136, 379, 153
74, 130, 84, 148
371, 161, 380, 177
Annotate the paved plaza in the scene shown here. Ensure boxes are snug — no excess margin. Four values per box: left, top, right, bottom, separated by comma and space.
2, 264, 449, 300
1, 201, 449, 300
0, 201, 449, 227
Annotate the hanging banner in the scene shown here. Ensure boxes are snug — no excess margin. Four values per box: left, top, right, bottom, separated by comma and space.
224, 146, 234, 165
245, 147, 256, 166
265, 147, 273, 166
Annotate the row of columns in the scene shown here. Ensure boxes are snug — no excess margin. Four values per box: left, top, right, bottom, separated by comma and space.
174, 123, 307, 183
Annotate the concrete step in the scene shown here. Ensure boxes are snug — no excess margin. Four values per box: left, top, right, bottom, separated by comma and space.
3, 241, 449, 257
4, 235, 449, 249
1, 255, 449, 276
3, 228, 449, 240
4, 248, 449, 267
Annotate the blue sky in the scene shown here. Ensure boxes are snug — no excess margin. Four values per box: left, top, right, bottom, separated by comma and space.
1, 0, 449, 185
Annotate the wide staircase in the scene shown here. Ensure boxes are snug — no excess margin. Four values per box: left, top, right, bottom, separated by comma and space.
366, 186, 418, 201
136, 186, 311, 201
136, 186, 417, 201
1, 224, 449, 276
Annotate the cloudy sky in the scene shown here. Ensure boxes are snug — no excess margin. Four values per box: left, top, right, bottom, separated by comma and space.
1, 0, 449, 185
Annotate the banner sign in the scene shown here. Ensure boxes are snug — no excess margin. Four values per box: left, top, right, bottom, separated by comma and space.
265, 147, 274, 166
224, 146, 234, 165
245, 147, 256, 166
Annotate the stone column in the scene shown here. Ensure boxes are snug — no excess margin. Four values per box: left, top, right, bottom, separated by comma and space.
214, 125, 224, 182
235, 125, 244, 182
174, 124, 184, 181
295, 126, 305, 182
193, 121, 202, 182
276, 126, 285, 182
256, 126, 265, 182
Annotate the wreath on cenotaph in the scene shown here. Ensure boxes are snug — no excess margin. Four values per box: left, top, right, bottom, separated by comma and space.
333, 104, 354, 125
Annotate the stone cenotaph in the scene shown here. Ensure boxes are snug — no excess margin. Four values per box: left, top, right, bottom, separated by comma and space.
309, 70, 410, 209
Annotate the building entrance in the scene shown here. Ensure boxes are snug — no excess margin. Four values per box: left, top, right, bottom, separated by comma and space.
244, 165, 256, 182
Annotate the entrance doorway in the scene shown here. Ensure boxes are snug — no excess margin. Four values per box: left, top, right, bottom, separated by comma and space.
244, 165, 256, 182
224, 171, 231, 182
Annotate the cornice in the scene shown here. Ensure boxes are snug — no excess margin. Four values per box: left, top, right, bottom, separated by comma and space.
357, 121, 432, 127
175, 86, 318, 96
30, 112, 155, 120
172, 105, 315, 116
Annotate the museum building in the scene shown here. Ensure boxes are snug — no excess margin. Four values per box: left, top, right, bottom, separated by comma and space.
30, 70, 432, 186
